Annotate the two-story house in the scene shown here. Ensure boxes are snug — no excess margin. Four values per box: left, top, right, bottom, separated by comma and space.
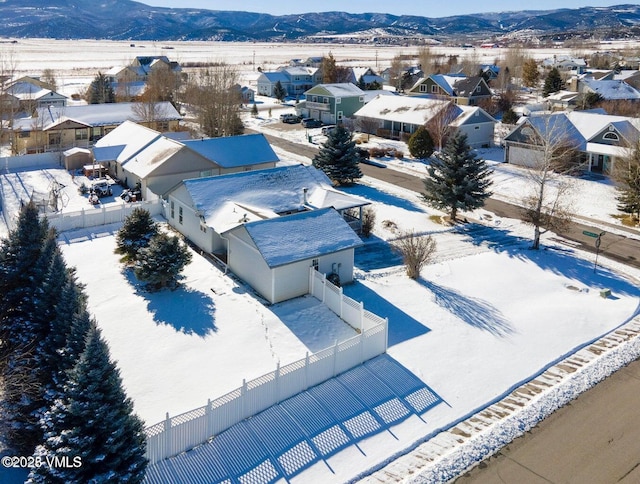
407, 75, 492, 106
256, 66, 321, 98
296, 83, 366, 125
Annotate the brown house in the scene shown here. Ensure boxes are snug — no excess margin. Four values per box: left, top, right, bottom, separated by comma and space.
407, 75, 492, 105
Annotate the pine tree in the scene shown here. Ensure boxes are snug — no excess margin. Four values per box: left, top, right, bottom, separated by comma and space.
0, 202, 55, 454
616, 163, 640, 221
312, 125, 362, 186
115, 207, 158, 263
273, 80, 287, 102
134, 232, 192, 291
543, 67, 563, 97
88, 72, 115, 104
522, 59, 540, 88
408, 126, 435, 160
421, 131, 493, 222
251, 102, 258, 117
29, 324, 147, 483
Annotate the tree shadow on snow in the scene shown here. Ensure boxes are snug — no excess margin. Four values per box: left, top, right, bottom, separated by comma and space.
354, 236, 404, 272
341, 183, 426, 213
457, 223, 640, 299
419, 278, 515, 338
124, 269, 217, 337
342, 281, 430, 347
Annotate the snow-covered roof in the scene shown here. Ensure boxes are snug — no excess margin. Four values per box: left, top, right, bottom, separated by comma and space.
7, 81, 61, 100
449, 106, 496, 127
307, 83, 364, 97
582, 79, 640, 100
259, 71, 289, 83
93, 120, 162, 163
183, 134, 279, 168
13, 102, 181, 132
178, 164, 368, 233
122, 136, 184, 178
238, 208, 363, 268
526, 114, 587, 149
354, 95, 458, 126
430, 74, 467, 96
283, 66, 318, 76
566, 110, 640, 142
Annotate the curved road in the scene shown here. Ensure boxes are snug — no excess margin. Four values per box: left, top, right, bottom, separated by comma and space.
257, 129, 640, 269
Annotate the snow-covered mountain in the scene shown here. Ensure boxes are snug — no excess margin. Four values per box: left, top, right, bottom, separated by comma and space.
0, 1, 639, 41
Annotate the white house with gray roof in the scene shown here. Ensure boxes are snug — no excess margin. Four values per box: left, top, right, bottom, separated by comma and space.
164, 164, 368, 302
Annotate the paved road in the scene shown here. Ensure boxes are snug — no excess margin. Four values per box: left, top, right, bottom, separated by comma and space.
257, 128, 640, 269
454, 357, 640, 484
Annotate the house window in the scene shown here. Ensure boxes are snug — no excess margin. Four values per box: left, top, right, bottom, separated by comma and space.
200, 220, 207, 233
312, 96, 317, 102
19, 131, 30, 138
431, 85, 438, 93
312, 258, 319, 270
170, 200, 175, 219
48, 133, 61, 145
156, 121, 169, 131
337, 111, 343, 121
336, 97, 341, 104
603, 132, 619, 141
359, 96, 364, 103
75, 128, 88, 140
420, 85, 427, 92
178, 206, 183, 225
476, 85, 481, 93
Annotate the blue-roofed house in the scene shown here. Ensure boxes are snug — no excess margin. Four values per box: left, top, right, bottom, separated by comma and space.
164, 164, 369, 302
256, 66, 321, 98
93, 122, 279, 197
407, 74, 492, 106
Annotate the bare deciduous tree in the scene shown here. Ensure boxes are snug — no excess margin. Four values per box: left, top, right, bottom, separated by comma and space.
519, 115, 583, 249
356, 116, 380, 140
392, 231, 437, 280
184, 62, 243, 138
0, 47, 18, 149
425, 100, 459, 151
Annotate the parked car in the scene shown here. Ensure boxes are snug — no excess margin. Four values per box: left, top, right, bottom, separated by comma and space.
321, 125, 336, 135
280, 113, 301, 124
90, 180, 112, 197
302, 118, 322, 128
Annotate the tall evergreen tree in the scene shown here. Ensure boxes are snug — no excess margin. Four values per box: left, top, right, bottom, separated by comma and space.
543, 67, 563, 97
29, 323, 147, 483
0, 202, 54, 453
134, 232, 192, 291
115, 207, 158, 263
616, 164, 640, 221
408, 126, 435, 160
421, 131, 493, 222
312, 125, 362, 186
273, 80, 287, 102
88, 72, 115, 104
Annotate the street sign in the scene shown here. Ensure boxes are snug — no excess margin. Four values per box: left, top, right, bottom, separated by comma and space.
583, 230, 598, 238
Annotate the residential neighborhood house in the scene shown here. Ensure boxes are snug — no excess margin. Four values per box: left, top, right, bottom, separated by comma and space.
296, 83, 366, 125
503, 110, 640, 175
256, 66, 322, 98
3, 76, 67, 114
164, 164, 369, 303
11, 101, 181, 154
93, 121, 278, 196
353, 94, 496, 147
407, 74, 492, 105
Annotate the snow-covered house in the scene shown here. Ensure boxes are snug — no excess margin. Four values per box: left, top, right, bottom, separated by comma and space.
3, 78, 67, 113
503, 110, 640, 175
164, 164, 368, 302
11, 102, 181, 154
578, 78, 640, 101
353, 95, 496, 147
93, 121, 278, 196
407, 75, 492, 106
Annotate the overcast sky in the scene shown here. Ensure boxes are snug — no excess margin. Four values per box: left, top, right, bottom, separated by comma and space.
136, 1, 627, 17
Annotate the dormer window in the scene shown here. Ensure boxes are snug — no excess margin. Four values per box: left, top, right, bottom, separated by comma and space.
603, 132, 619, 141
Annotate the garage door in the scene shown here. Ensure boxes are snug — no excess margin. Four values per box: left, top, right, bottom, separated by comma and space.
507, 145, 543, 168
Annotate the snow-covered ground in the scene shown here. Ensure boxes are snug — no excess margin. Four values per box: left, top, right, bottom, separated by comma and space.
2, 40, 640, 483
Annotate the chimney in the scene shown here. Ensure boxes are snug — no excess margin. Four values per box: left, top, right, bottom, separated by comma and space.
302, 187, 308, 205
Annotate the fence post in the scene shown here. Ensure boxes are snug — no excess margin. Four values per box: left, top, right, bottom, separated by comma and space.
332, 340, 338, 377
360, 332, 365, 364
322, 273, 326, 303
309, 267, 313, 297
384, 317, 389, 352
339, 286, 344, 319
360, 301, 364, 333
206, 398, 212, 438
275, 361, 280, 403
241, 379, 247, 419
163, 412, 171, 459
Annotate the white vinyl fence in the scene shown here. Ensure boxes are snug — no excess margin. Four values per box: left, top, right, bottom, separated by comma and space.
44, 200, 163, 233
144, 271, 388, 465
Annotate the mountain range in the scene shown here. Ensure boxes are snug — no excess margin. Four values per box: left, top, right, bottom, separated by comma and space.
1, 0, 639, 42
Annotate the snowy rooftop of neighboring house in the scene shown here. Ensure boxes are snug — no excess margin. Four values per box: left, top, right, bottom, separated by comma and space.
307, 83, 364, 97
522, 113, 587, 150
354, 94, 458, 125
121, 136, 184, 178
12, 102, 181, 132
93, 121, 162, 163
566, 110, 640, 142
429, 74, 467, 96
259, 71, 289, 83
362, 89, 396, 103
449, 106, 496, 127
182, 134, 279, 169
179, 164, 368, 232
283, 66, 318, 76
581, 79, 640, 100
234, 207, 363, 268
7, 81, 62, 100
546, 90, 580, 102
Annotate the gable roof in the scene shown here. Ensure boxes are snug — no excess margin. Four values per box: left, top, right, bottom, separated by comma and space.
177, 164, 368, 233
236, 208, 362, 268
94, 120, 162, 162
581, 79, 640, 100
452, 76, 488, 97
305, 83, 364, 97
182, 134, 278, 168
428, 74, 467, 96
